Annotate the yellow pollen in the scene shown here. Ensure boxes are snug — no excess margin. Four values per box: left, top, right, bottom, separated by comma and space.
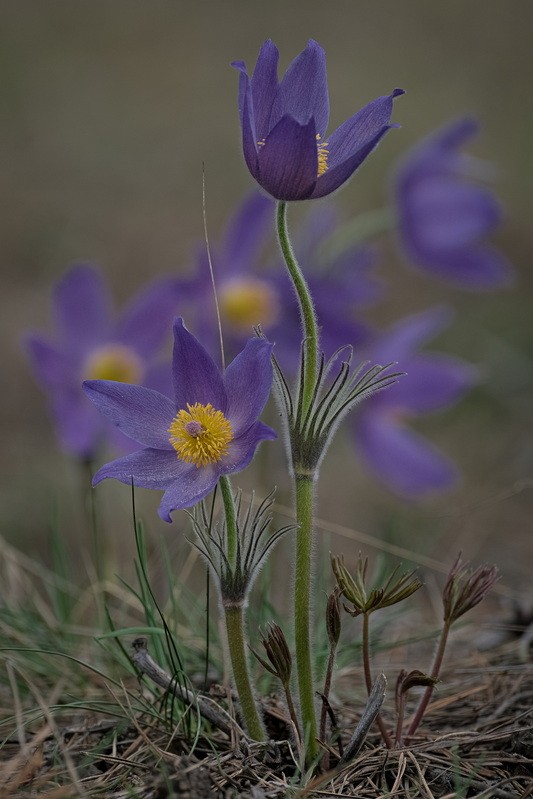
316, 133, 329, 177
168, 403, 234, 467
219, 278, 280, 332
84, 344, 143, 384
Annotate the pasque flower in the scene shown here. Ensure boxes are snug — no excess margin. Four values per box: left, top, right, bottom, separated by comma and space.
232, 39, 404, 201
25, 264, 181, 459
394, 117, 514, 289
83, 318, 276, 522
352, 307, 478, 496
182, 192, 379, 366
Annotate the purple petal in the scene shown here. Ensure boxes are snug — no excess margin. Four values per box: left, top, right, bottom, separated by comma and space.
83, 380, 175, 449
93, 447, 182, 490
311, 126, 396, 199
250, 39, 279, 139
220, 420, 277, 475
403, 178, 502, 252
25, 335, 74, 389
382, 354, 478, 413
54, 264, 111, 350
258, 115, 318, 201
270, 39, 329, 135
158, 464, 220, 521
221, 192, 274, 276
424, 116, 479, 154
52, 389, 101, 459
409, 245, 515, 290
355, 412, 457, 496
172, 318, 227, 412
232, 61, 260, 179
325, 89, 404, 170
370, 307, 453, 364
223, 338, 274, 435
114, 278, 181, 358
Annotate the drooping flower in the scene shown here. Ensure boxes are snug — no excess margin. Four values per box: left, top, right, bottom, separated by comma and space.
394, 117, 514, 290
25, 264, 181, 459
352, 307, 478, 496
232, 39, 404, 201
83, 318, 276, 521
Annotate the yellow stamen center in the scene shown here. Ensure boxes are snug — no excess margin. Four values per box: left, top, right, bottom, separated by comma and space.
316, 133, 329, 177
219, 278, 280, 332
168, 403, 233, 467
84, 344, 143, 384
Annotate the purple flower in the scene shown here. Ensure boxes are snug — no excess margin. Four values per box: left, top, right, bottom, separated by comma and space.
394, 118, 514, 290
267, 203, 382, 367
232, 39, 404, 201
181, 192, 277, 355
25, 264, 180, 459
83, 318, 276, 522
352, 307, 478, 496
182, 192, 381, 369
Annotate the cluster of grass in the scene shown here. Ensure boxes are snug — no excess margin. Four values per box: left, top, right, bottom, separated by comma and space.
1, 491, 530, 798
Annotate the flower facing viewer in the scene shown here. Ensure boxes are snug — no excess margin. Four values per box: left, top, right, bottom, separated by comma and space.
394, 118, 514, 289
232, 39, 404, 201
83, 319, 276, 521
25, 264, 181, 459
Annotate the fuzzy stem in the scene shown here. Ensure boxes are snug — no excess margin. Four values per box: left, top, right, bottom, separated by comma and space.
319, 645, 337, 770
276, 201, 319, 418
219, 475, 238, 570
224, 604, 265, 741
319, 649, 335, 741
362, 612, 392, 748
282, 680, 302, 744
294, 472, 319, 760
405, 620, 451, 742
395, 690, 407, 747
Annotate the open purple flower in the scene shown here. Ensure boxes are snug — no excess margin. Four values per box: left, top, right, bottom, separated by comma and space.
394, 118, 514, 290
232, 39, 404, 201
83, 318, 276, 522
180, 191, 277, 355
25, 264, 181, 459
352, 307, 478, 496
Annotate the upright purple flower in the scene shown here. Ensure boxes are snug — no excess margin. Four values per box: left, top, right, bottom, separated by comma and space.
83, 319, 276, 522
394, 118, 514, 290
25, 264, 181, 459
232, 39, 404, 201
352, 307, 478, 496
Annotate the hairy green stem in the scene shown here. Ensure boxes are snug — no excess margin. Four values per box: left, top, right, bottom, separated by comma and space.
406, 620, 451, 742
362, 612, 392, 748
224, 604, 265, 741
276, 201, 320, 762
219, 475, 237, 570
294, 473, 319, 759
276, 201, 319, 417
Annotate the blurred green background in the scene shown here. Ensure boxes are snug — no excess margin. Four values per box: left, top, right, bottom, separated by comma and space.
1, 1, 532, 589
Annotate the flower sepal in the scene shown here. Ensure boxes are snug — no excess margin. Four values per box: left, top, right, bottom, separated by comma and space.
188, 489, 293, 606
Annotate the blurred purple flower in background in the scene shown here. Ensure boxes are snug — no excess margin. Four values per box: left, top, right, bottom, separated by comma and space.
25, 264, 181, 460
182, 193, 380, 366
352, 307, 478, 496
181, 192, 276, 356
232, 39, 404, 201
394, 118, 514, 290
84, 319, 276, 521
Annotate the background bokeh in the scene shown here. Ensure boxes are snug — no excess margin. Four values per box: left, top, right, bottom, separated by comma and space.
2, 1, 532, 591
